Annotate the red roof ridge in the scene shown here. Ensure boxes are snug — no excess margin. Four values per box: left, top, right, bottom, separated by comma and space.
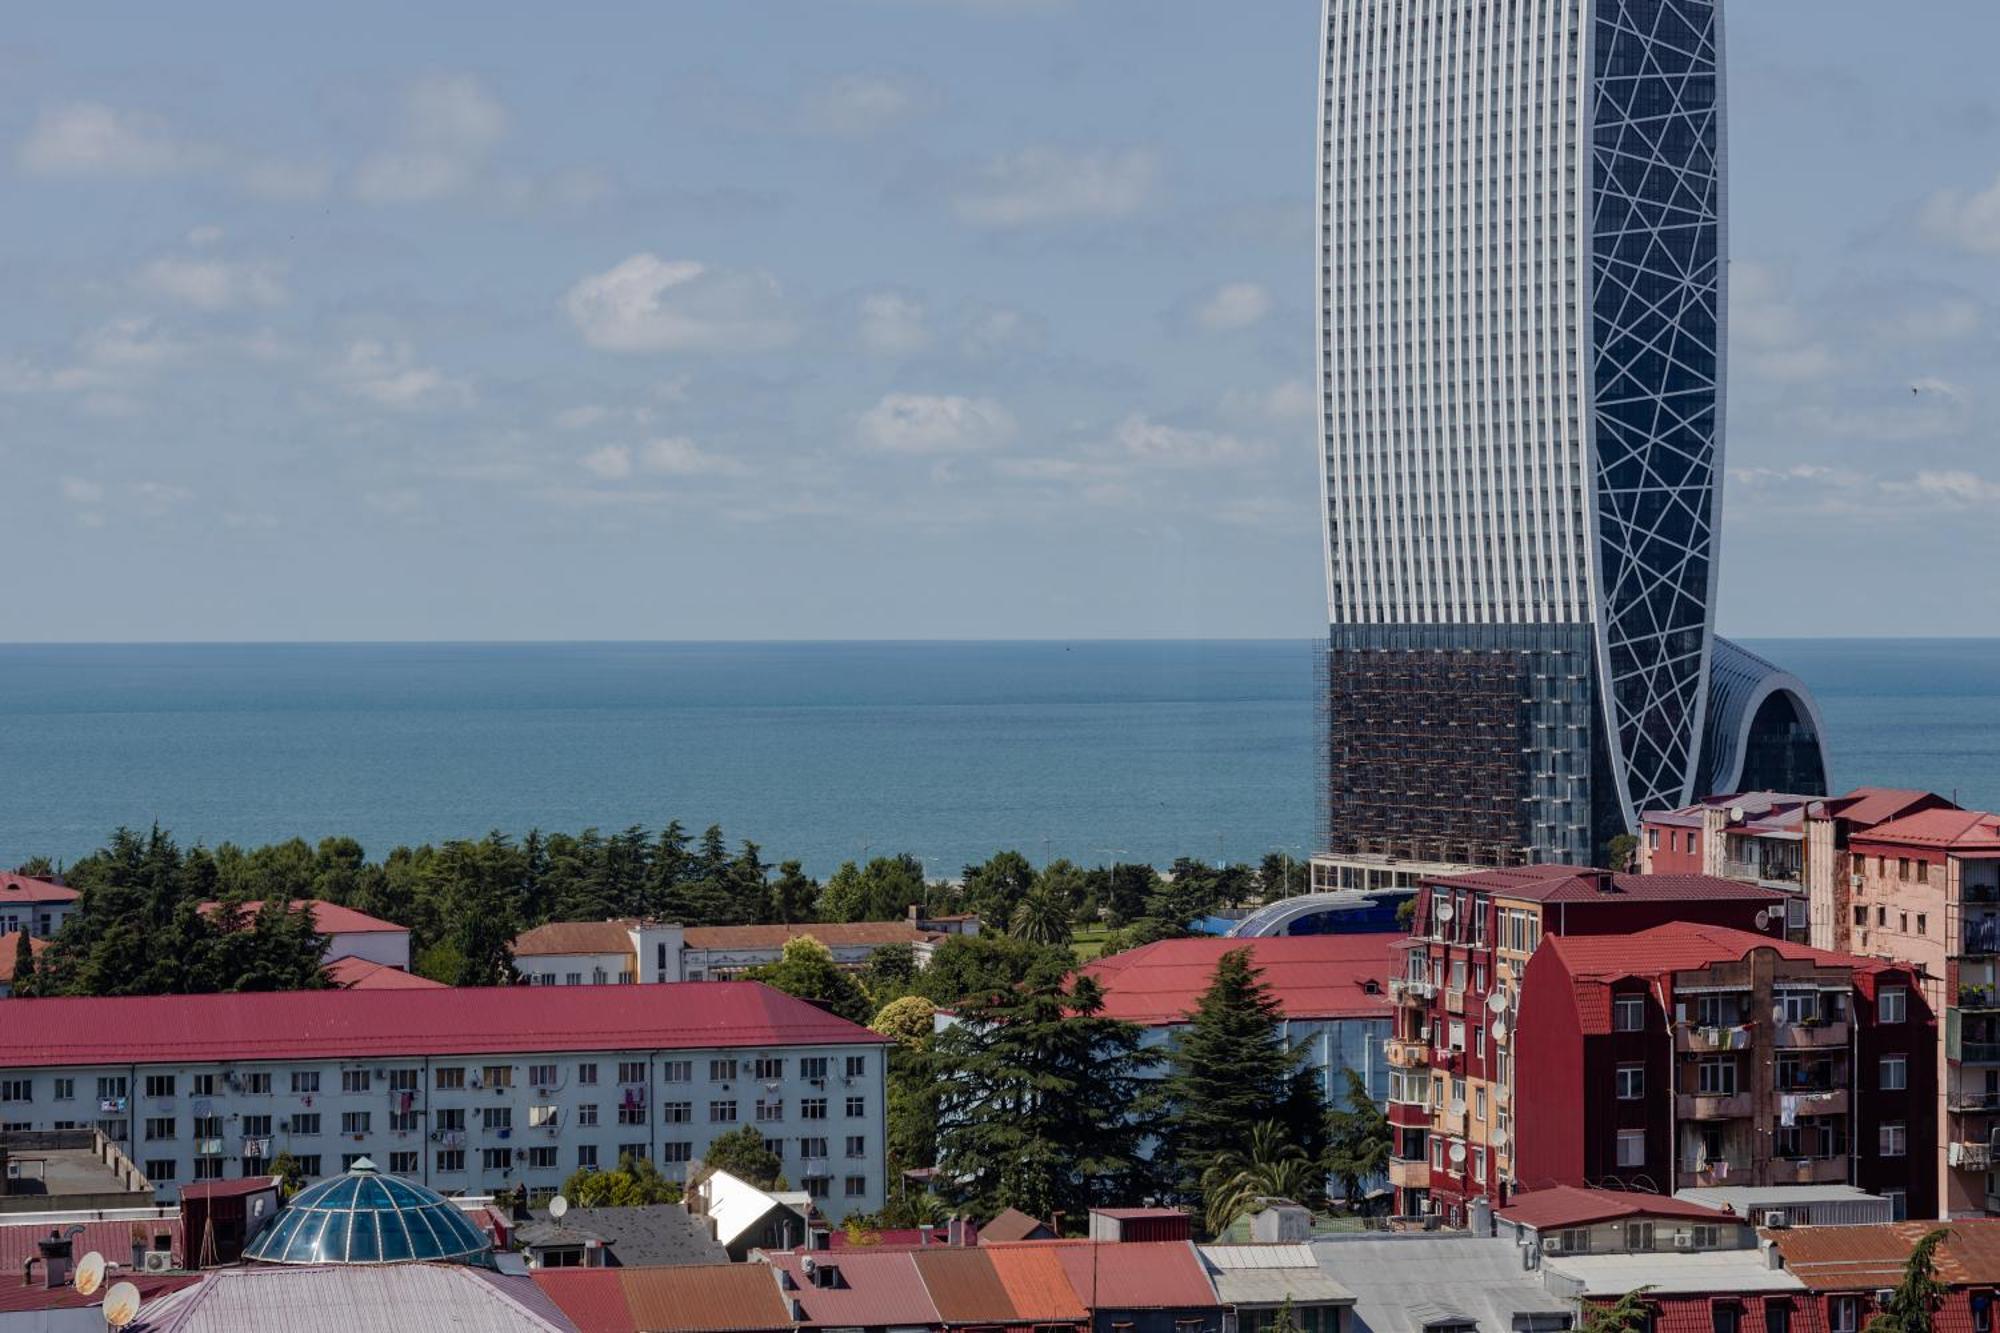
0, 872, 80, 902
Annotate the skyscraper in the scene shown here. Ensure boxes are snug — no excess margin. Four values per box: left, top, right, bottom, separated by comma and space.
1315, 0, 1827, 869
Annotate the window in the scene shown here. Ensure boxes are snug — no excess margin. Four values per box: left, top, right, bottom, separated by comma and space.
98, 1076, 129, 1100
846, 1175, 867, 1197
757, 1098, 785, 1123
529, 1105, 559, 1128
389, 1110, 418, 1132
846, 1056, 867, 1079
1972, 1293, 1992, 1333
527, 1146, 558, 1169
481, 1066, 513, 1089
0, 1080, 30, 1103
710, 1059, 738, 1082
801, 1057, 829, 1081
576, 1144, 598, 1170
1879, 987, 1907, 1024
576, 1104, 598, 1127
1448, 1020, 1466, 1051
619, 1102, 647, 1126
1714, 1304, 1740, 1333
619, 1142, 649, 1164
1885, 1189, 1908, 1223
244, 1072, 271, 1095
482, 1147, 511, 1170
1830, 1297, 1858, 1333
290, 1114, 321, 1136
1474, 1087, 1486, 1122
528, 1064, 558, 1088
191, 1074, 215, 1096
436, 1067, 465, 1090
754, 1057, 784, 1080
341, 1152, 367, 1172
1616, 1129, 1645, 1167
435, 1109, 465, 1133
1691, 1225, 1719, 1248
342, 1111, 370, 1134
54, 1077, 73, 1100
1918, 914, 1928, 936
145, 1117, 176, 1141
660, 1141, 692, 1164
1471, 1145, 1486, 1182
1613, 996, 1645, 1031
390, 1069, 419, 1093
194, 1156, 226, 1180
661, 1102, 691, 1124
1616, 1065, 1644, 1100
1558, 1228, 1591, 1254
1777, 990, 1817, 1025
391, 1151, 420, 1175
764, 1136, 785, 1159
291, 1071, 320, 1094
1698, 1058, 1737, 1095
801, 1098, 828, 1120
804, 1177, 829, 1199
708, 1100, 738, 1123
661, 1060, 691, 1083
800, 1137, 828, 1159
1625, 1221, 1654, 1251
1879, 1122, 1907, 1157
846, 1135, 867, 1158
565, 973, 581, 987
292, 1155, 321, 1177
619, 1062, 647, 1085
1880, 1056, 1908, 1091
342, 1070, 370, 1094
144, 1158, 177, 1181
144, 1075, 176, 1099
193, 1114, 222, 1139
483, 1107, 512, 1131
242, 1115, 272, 1138
576, 1063, 598, 1086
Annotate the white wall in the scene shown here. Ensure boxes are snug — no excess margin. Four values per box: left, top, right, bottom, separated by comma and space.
325, 930, 410, 970
517, 952, 635, 986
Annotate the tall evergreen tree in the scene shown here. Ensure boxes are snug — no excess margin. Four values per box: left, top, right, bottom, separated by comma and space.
11, 931, 36, 993
771, 861, 818, 924
1866, 1228, 1953, 1333
1323, 1067, 1392, 1208
931, 973, 1149, 1225
1156, 948, 1327, 1198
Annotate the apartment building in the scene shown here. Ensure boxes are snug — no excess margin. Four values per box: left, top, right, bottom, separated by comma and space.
0, 872, 79, 939
1842, 806, 2000, 1217
1386, 867, 1787, 1222
0, 982, 889, 1217
511, 917, 965, 986
1640, 787, 1955, 949
1514, 923, 1935, 1221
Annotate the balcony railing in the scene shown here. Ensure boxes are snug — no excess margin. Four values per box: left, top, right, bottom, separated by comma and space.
1961, 920, 2000, 956
1387, 1157, 1431, 1189
1959, 1041, 2000, 1065
1724, 856, 1801, 886
1774, 1020, 1849, 1049
1950, 1141, 1994, 1171
1385, 1038, 1431, 1069
1678, 1092, 1752, 1120
1676, 1024, 1753, 1054
1779, 1088, 1850, 1118
1964, 883, 2000, 906
1950, 1089, 2000, 1112
1777, 1156, 1850, 1185
1388, 978, 1436, 1007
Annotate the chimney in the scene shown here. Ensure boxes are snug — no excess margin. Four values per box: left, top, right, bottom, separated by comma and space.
947, 1216, 966, 1247
36, 1233, 71, 1291
1468, 1197, 1494, 1238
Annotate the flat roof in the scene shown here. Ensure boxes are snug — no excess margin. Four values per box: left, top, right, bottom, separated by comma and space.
1674, 1185, 1884, 1208
1543, 1250, 1803, 1296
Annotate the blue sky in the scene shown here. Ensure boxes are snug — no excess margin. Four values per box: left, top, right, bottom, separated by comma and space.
3, 1, 1997, 641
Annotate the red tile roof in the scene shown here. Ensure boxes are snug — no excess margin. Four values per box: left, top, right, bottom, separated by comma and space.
1826, 787, 1955, 829
0, 931, 49, 984
1431, 867, 1787, 904
0, 980, 889, 1069
0, 1217, 185, 1274
325, 956, 447, 990
513, 919, 637, 958
1772, 1219, 2000, 1290
0, 872, 78, 905
1851, 807, 2000, 853
1079, 935, 1395, 1024
1543, 922, 1883, 982
1498, 1184, 1733, 1231
198, 899, 408, 935
683, 922, 943, 951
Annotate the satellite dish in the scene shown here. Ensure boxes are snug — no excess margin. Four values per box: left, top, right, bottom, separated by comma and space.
1754, 909, 1773, 931
1449, 1142, 1467, 1166
103, 1281, 142, 1329
801, 1255, 818, 1276
73, 1252, 106, 1297
1729, 806, 1746, 823
252, 1197, 267, 1218
549, 1195, 570, 1220
1493, 1020, 1509, 1042
1435, 902, 1455, 923
1492, 1128, 1509, 1148
1486, 991, 1508, 1015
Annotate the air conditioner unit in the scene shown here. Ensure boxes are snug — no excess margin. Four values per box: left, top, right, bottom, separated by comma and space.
1673, 1232, 1692, 1249
142, 1251, 174, 1274
1764, 1212, 1789, 1229
1876, 1290, 1896, 1306
1541, 1237, 1562, 1254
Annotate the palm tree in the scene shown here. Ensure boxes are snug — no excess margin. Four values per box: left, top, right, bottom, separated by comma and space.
1199, 1120, 1320, 1236
1010, 890, 1073, 946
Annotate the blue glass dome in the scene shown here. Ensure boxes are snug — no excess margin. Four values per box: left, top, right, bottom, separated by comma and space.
243, 1159, 495, 1268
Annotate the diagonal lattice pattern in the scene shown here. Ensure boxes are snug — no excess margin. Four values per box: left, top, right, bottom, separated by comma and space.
1589, 0, 1722, 819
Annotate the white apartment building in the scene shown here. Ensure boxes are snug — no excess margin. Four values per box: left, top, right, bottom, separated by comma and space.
511, 918, 962, 986
0, 981, 889, 1218
0, 872, 79, 939
199, 898, 414, 971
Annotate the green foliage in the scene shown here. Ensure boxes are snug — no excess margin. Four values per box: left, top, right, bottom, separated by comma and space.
862, 943, 919, 1005
1257, 852, 1305, 901
1101, 862, 1159, 926
1607, 833, 1639, 873
820, 854, 928, 923
932, 973, 1150, 1224
1267, 1299, 1302, 1333
1323, 1068, 1392, 1208
1865, 1227, 1954, 1333
748, 935, 873, 1023
912, 934, 1073, 1008
11, 931, 36, 991
872, 995, 941, 1175
562, 1152, 684, 1207
1009, 889, 1074, 945
1580, 1288, 1655, 1333
771, 861, 819, 924
699, 1126, 784, 1190
1156, 948, 1327, 1199
1200, 1121, 1321, 1235
1395, 897, 1416, 925
271, 1151, 307, 1198
870, 995, 938, 1046
961, 851, 1037, 926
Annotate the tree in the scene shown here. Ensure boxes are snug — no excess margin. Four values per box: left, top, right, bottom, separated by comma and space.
913, 934, 1072, 1008
1200, 1120, 1322, 1236
873, 996, 941, 1176
1267, 1299, 1302, 1333
771, 861, 819, 924
1156, 948, 1327, 1198
10, 931, 36, 993
862, 943, 919, 1005
870, 995, 938, 1047
563, 1153, 684, 1207
748, 935, 872, 1023
1866, 1227, 1954, 1333
1258, 852, 1305, 901
962, 851, 1037, 926
1580, 1288, 1656, 1333
700, 1126, 784, 1190
1323, 1068, 1392, 1209
1009, 889, 1073, 946
819, 855, 927, 923
931, 974, 1149, 1224
271, 1151, 307, 1198
1607, 833, 1639, 873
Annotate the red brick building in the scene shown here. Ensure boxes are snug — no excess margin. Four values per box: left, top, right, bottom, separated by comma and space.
1514, 922, 1936, 1220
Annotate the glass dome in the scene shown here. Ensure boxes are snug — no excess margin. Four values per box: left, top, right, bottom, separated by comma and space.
243, 1159, 495, 1268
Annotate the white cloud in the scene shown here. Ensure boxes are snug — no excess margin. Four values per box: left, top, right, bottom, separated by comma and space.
135, 480, 195, 507
1880, 297, 1981, 344
330, 339, 473, 411
802, 75, 917, 137
240, 158, 333, 201
1894, 469, 2000, 506
1195, 282, 1272, 331
556, 405, 612, 431
187, 225, 224, 247
857, 292, 930, 356
959, 306, 1045, 359
1731, 261, 1834, 382
952, 147, 1159, 227
640, 437, 750, 477
137, 257, 288, 310
81, 316, 189, 368
856, 393, 1016, 454
17, 103, 213, 177
60, 476, 104, 504
563, 253, 796, 353
1922, 172, 2000, 255
354, 73, 507, 204
1115, 414, 1263, 467
579, 444, 634, 480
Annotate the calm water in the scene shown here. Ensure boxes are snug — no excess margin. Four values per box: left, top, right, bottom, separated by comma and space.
0, 639, 1994, 875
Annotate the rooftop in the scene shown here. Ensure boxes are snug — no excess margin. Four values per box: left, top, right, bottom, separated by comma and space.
0, 872, 78, 906
0, 1271, 198, 1319
976, 1207, 1049, 1244
534, 1263, 789, 1333
762, 1248, 941, 1327
682, 921, 943, 951
1079, 935, 1395, 1025
1770, 1219, 2000, 1290
1542, 922, 1881, 982
1673, 1184, 1885, 1211
136, 1262, 577, 1332
0, 1130, 154, 1206
197, 899, 409, 935
1426, 866, 1787, 905
520, 1203, 725, 1267
1311, 1234, 1570, 1333
0, 932, 49, 984
1824, 787, 1955, 829
1198, 1243, 1357, 1308
0, 1214, 183, 1274
325, 956, 446, 990
1851, 806, 2000, 853
243, 1160, 495, 1268
0, 981, 888, 1069
1541, 1249, 1802, 1297
1498, 1185, 1734, 1232
512, 920, 637, 958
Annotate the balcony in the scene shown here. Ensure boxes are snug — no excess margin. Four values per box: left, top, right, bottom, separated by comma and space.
1949, 1141, 1994, 1171
1385, 1038, 1432, 1069
1389, 978, 1436, 1008
1676, 1024, 1753, 1054
1960, 987, 2000, 1012
1678, 1092, 1753, 1120
1778, 1088, 1849, 1118
1960, 919, 2000, 957
1723, 856, 1801, 887
1387, 1157, 1431, 1189
1679, 1162, 1747, 1191
1957, 1041, 2000, 1065
1776, 1156, 1849, 1185
1774, 1021, 1849, 1050
1950, 1089, 2000, 1113
1444, 988, 1467, 1015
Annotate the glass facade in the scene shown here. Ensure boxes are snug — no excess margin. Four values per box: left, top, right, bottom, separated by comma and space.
243, 1160, 495, 1268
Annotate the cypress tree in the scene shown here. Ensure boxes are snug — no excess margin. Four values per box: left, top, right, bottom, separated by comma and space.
11, 930, 36, 993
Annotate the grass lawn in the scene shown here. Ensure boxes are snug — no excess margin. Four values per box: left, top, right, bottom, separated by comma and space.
1071, 922, 1116, 962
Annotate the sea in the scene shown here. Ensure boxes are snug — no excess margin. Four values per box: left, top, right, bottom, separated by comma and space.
0, 639, 1995, 877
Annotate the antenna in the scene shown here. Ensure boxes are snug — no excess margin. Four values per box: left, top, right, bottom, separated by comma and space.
549, 1195, 570, 1221
103, 1280, 143, 1329
73, 1252, 106, 1297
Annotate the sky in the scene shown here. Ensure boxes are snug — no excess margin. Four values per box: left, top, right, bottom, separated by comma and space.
3, 1, 1998, 642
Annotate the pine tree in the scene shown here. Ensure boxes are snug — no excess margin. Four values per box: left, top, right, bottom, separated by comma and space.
11, 930, 36, 994
772, 861, 818, 924
1580, 1288, 1655, 1333
1156, 948, 1327, 1198
1323, 1068, 1392, 1209
932, 973, 1148, 1224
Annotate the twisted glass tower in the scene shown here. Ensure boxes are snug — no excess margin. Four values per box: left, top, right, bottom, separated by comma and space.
1316, 0, 1825, 866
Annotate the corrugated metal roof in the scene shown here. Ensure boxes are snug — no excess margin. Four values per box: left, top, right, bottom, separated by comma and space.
1429, 867, 1785, 904
912, 1248, 1018, 1322
1773, 1219, 2000, 1291
1498, 1185, 1733, 1231
1032, 1241, 1218, 1311
1852, 807, 2000, 851
0, 1217, 184, 1272
764, 1249, 942, 1326
1198, 1245, 1354, 1308
532, 1269, 636, 1333
326, 957, 447, 990
133, 1264, 576, 1332
620, 1264, 791, 1332
977, 1208, 1048, 1244
1542, 1250, 1802, 1297
1080, 936, 1394, 1025
985, 1247, 1089, 1321
197, 900, 408, 936
0, 981, 887, 1069
513, 921, 637, 958
1311, 1234, 1571, 1333
0, 1272, 196, 1317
